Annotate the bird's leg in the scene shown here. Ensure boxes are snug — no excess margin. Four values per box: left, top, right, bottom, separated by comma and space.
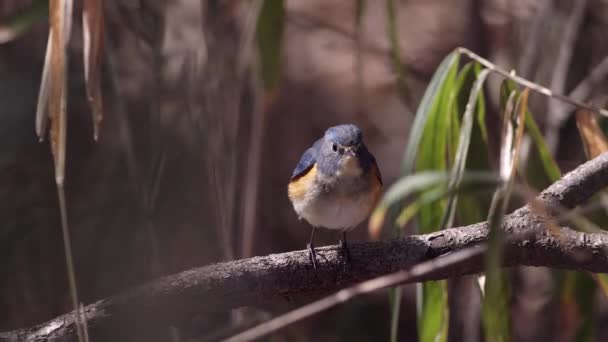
307, 227, 318, 269
339, 231, 351, 263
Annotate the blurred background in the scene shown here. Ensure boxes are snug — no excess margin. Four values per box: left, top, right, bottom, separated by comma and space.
2, 0, 608, 341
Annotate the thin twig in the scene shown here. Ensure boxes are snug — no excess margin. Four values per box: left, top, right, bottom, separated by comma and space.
455, 47, 608, 117
224, 245, 487, 342
57, 185, 85, 342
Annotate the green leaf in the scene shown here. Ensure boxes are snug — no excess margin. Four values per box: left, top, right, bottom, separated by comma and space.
388, 287, 402, 342
482, 188, 513, 342
446, 62, 474, 166
560, 272, 596, 342
443, 68, 491, 228
383, 2, 405, 339
385, 0, 409, 106
407, 174, 499, 236
594, 273, 608, 298
256, 0, 284, 91
474, 63, 489, 144
395, 187, 448, 228
500, 79, 560, 183
414, 51, 461, 342
0, 0, 48, 44
402, 51, 460, 174
395, 176, 499, 228
525, 113, 561, 182
447, 63, 492, 224
482, 88, 530, 342
375, 171, 497, 212
418, 280, 449, 342
379, 172, 450, 208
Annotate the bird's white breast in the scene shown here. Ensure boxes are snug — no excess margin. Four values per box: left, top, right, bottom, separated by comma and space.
297, 192, 375, 231
291, 168, 378, 231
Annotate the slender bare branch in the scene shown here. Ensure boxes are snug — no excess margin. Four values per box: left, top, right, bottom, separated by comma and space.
3, 153, 608, 342
455, 47, 608, 117
225, 244, 488, 342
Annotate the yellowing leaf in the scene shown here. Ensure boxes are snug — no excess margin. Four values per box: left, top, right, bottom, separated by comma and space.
576, 109, 608, 159
49, 0, 71, 185
83, 0, 104, 140
35, 33, 52, 141
482, 88, 529, 342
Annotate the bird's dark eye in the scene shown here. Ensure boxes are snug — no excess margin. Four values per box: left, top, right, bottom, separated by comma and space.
332, 143, 338, 152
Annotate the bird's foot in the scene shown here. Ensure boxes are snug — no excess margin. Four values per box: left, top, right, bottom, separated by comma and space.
307, 243, 329, 269
307, 243, 318, 269
339, 238, 351, 264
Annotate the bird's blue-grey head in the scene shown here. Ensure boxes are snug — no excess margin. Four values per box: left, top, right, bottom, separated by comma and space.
316, 124, 372, 177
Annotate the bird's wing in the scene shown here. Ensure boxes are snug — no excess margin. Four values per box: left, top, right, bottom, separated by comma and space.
370, 155, 383, 185
290, 138, 322, 180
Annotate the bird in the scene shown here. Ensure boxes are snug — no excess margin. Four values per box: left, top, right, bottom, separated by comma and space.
288, 124, 383, 268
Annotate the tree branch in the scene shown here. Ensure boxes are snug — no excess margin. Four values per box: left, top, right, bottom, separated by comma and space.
3, 153, 608, 342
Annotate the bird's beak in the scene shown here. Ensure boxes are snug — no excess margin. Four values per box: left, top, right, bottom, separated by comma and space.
345, 147, 357, 157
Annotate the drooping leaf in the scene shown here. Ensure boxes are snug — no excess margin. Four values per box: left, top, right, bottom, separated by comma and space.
453, 63, 492, 224
369, 171, 458, 232
395, 176, 499, 228
414, 52, 462, 342
446, 62, 476, 167
385, 0, 409, 107
388, 287, 402, 342
256, 0, 284, 91
474, 64, 489, 144
510, 89, 529, 180
383, 2, 406, 336
593, 273, 608, 299
384, 38, 452, 341
369, 171, 446, 237
482, 88, 529, 342
36, 34, 53, 141
48, 0, 74, 186
402, 51, 460, 174
524, 112, 562, 184
443, 68, 490, 227
395, 187, 447, 228
0, 0, 48, 44
565, 108, 608, 342
240, 0, 285, 258
500, 79, 561, 183
418, 280, 449, 342
83, 0, 104, 140
576, 108, 608, 159
559, 272, 596, 342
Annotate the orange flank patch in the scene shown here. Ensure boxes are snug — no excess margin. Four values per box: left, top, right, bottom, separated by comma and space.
288, 164, 317, 201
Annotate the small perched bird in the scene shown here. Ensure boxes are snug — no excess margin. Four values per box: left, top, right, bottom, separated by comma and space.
288, 124, 382, 267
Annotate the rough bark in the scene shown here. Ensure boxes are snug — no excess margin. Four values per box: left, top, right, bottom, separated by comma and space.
3, 153, 608, 342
